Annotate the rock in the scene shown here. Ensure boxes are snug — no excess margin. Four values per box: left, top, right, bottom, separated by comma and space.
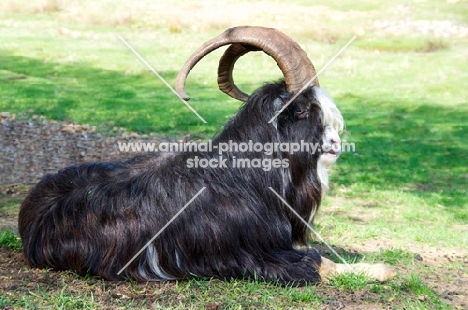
1, 112, 11, 119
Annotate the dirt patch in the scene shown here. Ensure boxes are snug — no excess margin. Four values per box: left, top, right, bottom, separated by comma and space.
0, 247, 181, 309
0, 113, 187, 185
354, 240, 468, 309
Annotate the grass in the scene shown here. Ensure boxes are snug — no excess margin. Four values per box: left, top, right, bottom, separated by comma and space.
366, 249, 417, 265
355, 36, 453, 53
0, 230, 22, 251
0, 272, 450, 309
0, 0, 467, 308
328, 273, 371, 291
1, 286, 100, 309
395, 274, 447, 310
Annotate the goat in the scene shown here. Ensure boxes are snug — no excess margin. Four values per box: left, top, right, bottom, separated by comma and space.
19, 26, 395, 285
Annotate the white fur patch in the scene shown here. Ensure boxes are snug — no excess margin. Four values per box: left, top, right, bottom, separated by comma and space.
317, 158, 330, 192
139, 244, 175, 280
313, 86, 344, 133
175, 251, 182, 268
314, 87, 344, 203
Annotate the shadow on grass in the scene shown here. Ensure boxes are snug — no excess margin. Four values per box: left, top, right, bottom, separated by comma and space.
335, 94, 468, 218
311, 242, 365, 263
0, 53, 240, 137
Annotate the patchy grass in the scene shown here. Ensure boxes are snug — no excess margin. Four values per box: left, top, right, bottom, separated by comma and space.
0, 250, 454, 310
0, 198, 23, 216
366, 249, 417, 265
395, 274, 448, 309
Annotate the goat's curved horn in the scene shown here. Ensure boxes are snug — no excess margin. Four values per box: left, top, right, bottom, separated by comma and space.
175, 26, 319, 101
217, 43, 260, 102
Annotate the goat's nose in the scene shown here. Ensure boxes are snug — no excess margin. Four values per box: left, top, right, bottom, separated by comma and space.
331, 137, 341, 144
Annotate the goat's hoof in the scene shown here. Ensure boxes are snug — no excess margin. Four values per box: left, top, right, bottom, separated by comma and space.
338, 263, 397, 282
318, 257, 397, 283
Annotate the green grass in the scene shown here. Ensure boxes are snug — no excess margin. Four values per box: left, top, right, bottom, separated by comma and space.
395, 274, 448, 310
0, 274, 450, 309
355, 36, 453, 53
0, 52, 231, 137
366, 249, 417, 265
1, 286, 100, 309
0, 230, 22, 251
168, 279, 324, 308
328, 273, 371, 291
0, 197, 23, 215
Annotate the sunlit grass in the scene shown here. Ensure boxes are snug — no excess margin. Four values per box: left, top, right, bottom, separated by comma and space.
355, 36, 452, 53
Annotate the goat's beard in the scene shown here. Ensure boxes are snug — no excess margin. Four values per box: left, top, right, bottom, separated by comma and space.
307, 125, 341, 224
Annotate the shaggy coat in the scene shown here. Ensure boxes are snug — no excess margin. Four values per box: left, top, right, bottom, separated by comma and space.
19, 81, 329, 286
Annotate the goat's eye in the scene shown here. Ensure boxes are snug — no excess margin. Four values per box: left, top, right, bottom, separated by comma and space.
295, 109, 309, 120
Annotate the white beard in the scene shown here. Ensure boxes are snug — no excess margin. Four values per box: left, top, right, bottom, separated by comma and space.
314, 86, 343, 195
317, 157, 330, 194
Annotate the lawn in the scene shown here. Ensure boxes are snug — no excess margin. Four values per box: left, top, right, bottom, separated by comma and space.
1, 0, 467, 309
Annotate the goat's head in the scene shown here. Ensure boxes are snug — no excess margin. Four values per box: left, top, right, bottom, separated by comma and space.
175, 26, 344, 180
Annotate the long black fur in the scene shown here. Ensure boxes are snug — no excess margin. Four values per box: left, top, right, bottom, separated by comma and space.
19, 81, 326, 286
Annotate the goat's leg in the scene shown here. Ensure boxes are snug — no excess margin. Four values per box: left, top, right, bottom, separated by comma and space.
318, 256, 396, 282
240, 249, 322, 286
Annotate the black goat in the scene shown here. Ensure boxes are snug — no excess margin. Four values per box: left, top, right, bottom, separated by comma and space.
19, 26, 395, 286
